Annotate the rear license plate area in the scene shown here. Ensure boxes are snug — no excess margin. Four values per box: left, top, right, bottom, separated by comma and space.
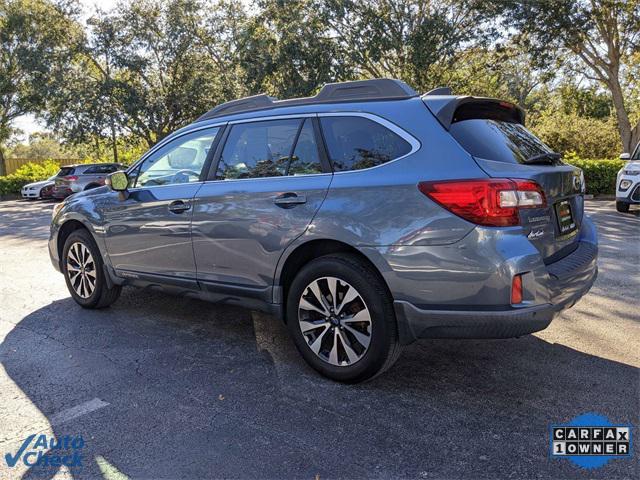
555, 200, 577, 235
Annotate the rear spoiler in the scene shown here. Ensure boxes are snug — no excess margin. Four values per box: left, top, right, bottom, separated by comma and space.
422, 95, 525, 130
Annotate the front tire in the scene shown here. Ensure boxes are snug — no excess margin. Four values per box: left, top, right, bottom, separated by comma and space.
286, 253, 400, 383
616, 201, 630, 213
62, 229, 121, 308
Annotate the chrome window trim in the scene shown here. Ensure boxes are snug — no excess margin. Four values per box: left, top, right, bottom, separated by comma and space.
201, 172, 332, 186
317, 112, 421, 174
227, 113, 316, 124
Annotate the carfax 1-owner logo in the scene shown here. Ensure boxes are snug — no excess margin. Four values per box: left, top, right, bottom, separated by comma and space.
4, 434, 85, 473
550, 413, 633, 469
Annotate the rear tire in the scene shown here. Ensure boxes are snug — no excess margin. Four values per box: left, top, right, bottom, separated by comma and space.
286, 253, 400, 383
62, 229, 121, 309
616, 201, 630, 213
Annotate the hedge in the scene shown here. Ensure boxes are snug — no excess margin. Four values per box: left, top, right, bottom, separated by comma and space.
564, 157, 625, 196
0, 160, 61, 197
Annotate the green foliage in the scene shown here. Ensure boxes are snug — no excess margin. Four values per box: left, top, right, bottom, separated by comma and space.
0, 158, 60, 196
239, 0, 344, 98
0, 0, 82, 174
530, 110, 621, 158
564, 154, 625, 195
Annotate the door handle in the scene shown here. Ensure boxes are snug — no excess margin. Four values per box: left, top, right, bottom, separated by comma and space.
168, 200, 191, 214
273, 193, 307, 208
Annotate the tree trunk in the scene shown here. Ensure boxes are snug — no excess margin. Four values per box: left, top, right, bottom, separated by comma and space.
110, 119, 118, 163
630, 120, 640, 154
608, 73, 633, 153
0, 145, 6, 176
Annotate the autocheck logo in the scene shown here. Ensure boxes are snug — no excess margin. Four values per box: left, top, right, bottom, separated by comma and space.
4, 434, 84, 470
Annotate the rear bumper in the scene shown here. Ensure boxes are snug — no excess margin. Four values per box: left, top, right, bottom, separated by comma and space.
385, 219, 598, 344
394, 301, 555, 340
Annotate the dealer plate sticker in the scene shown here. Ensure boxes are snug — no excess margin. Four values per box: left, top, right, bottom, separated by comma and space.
550, 413, 633, 469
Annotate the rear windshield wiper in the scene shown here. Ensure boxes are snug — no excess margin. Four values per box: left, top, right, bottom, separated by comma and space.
523, 152, 561, 164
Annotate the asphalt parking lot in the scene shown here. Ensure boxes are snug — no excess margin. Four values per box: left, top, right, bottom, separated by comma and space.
0, 199, 638, 479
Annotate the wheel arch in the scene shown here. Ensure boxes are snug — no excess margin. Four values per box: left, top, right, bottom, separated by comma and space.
275, 238, 393, 322
56, 219, 91, 267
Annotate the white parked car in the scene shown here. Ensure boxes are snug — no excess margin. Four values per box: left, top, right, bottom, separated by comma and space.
20, 175, 57, 200
616, 143, 640, 213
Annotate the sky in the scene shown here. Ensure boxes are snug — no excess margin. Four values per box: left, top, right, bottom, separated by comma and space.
15, 0, 119, 141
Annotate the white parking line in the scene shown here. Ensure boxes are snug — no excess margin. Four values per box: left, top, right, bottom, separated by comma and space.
49, 398, 109, 426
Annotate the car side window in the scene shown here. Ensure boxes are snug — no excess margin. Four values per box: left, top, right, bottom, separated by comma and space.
84, 164, 118, 174
133, 127, 219, 188
319, 116, 411, 171
216, 119, 304, 179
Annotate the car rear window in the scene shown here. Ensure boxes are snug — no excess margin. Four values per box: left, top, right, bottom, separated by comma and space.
58, 167, 75, 176
449, 119, 555, 164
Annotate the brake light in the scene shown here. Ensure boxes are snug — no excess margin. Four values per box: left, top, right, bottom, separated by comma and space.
64, 176, 78, 181
511, 274, 523, 304
417, 178, 546, 227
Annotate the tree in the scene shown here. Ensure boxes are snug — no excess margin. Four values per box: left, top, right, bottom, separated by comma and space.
8, 132, 70, 159
316, 0, 494, 92
0, 0, 81, 174
501, 0, 640, 152
237, 0, 346, 98
47, 0, 239, 151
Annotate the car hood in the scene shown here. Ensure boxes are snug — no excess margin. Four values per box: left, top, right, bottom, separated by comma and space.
24, 180, 54, 188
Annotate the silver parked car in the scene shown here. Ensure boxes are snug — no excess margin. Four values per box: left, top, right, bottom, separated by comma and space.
49, 79, 598, 382
52, 163, 125, 199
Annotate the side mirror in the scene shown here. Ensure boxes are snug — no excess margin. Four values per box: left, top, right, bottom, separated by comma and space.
106, 171, 129, 191
620, 153, 630, 160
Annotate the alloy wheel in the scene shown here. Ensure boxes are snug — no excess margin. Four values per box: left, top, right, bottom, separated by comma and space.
298, 276, 372, 366
66, 242, 97, 299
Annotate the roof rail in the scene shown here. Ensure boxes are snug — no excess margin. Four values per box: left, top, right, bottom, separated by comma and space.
197, 78, 418, 121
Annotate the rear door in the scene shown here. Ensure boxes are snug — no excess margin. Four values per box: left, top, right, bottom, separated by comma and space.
192, 116, 332, 300
445, 101, 584, 262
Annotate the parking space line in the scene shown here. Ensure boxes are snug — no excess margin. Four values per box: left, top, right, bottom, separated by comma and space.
49, 398, 109, 426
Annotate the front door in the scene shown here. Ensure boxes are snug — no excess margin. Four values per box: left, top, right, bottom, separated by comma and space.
102, 126, 221, 285
192, 117, 332, 300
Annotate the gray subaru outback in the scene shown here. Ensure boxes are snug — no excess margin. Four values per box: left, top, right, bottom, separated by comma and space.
49, 79, 597, 382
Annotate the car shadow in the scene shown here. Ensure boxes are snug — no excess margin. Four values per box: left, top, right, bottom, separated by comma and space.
2, 290, 637, 479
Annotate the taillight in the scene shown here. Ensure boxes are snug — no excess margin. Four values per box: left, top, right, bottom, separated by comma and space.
417, 178, 546, 227
511, 274, 523, 304
64, 175, 78, 181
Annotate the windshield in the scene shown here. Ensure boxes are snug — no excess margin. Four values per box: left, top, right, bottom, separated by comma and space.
449, 119, 555, 164
631, 143, 640, 160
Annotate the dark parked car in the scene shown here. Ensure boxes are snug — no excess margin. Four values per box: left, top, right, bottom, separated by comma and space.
50, 79, 597, 382
52, 163, 126, 199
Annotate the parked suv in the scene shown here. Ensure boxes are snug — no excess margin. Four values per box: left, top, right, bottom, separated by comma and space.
52, 163, 125, 199
616, 142, 640, 213
49, 79, 598, 382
